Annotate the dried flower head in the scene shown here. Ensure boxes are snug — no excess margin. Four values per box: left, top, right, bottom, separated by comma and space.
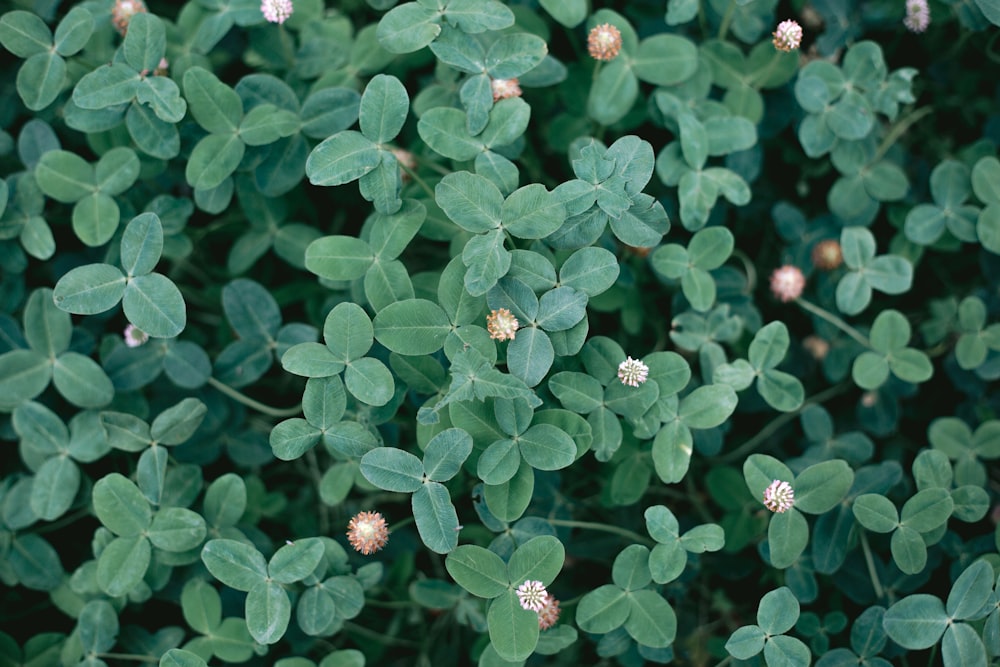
763, 480, 795, 513
516, 580, 548, 612
903, 0, 930, 33
491, 78, 522, 102
772, 19, 803, 52
111, 0, 148, 36
153, 57, 169, 77
860, 391, 878, 408
487, 308, 519, 342
124, 324, 148, 348
769, 265, 806, 302
618, 356, 649, 387
347, 510, 389, 555
802, 335, 830, 361
588, 23, 622, 61
261, 0, 294, 24
811, 240, 843, 270
537, 594, 560, 630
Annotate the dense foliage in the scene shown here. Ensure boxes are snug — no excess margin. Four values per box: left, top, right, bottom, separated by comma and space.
1, 0, 1000, 666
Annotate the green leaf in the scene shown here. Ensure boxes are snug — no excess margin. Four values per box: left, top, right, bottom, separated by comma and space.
793, 460, 853, 514
549, 371, 603, 413
767, 508, 809, 569
73, 63, 139, 109
17, 52, 65, 112
268, 538, 324, 584
423, 428, 473, 482
652, 421, 694, 484
678, 113, 708, 170
764, 635, 812, 667
559, 247, 619, 297
183, 67, 242, 133
483, 459, 534, 522
536, 287, 587, 332
34, 150, 94, 203
360, 74, 409, 144
123, 273, 186, 338
239, 104, 300, 146
52, 7, 92, 57
891, 525, 928, 574
488, 590, 540, 662
376, 2, 442, 54
633, 34, 699, 86
305, 235, 374, 281
518, 423, 576, 471
151, 398, 207, 445
625, 590, 677, 648
883, 594, 949, 649
478, 439, 521, 485
123, 13, 165, 73
852, 494, 899, 533
757, 587, 799, 635
306, 131, 380, 186
360, 446, 424, 492
539, 0, 587, 26
186, 134, 245, 191
31, 455, 79, 521
71, 191, 119, 246
324, 302, 373, 363
120, 212, 163, 277
160, 649, 209, 667
899, 487, 953, 532
246, 580, 291, 644
506, 327, 554, 388
946, 560, 994, 620
201, 538, 268, 592
588, 59, 638, 126
53, 264, 126, 314
612, 544, 652, 591
576, 584, 630, 634
418, 107, 484, 161
436, 171, 503, 233
373, 299, 451, 355
942, 622, 988, 667
92, 472, 151, 536
688, 226, 734, 270
502, 184, 566, 239
726, 625, 766, 659
77, 600, 119, 654
269, 418, 321, 460
0, 11, 52, 58
749, 321, 790, 371
507, 535, 564, 587
678, 384, 737, 429
412, 481, 460, 554
148, 507, 207, 552
445, 545, 509, 598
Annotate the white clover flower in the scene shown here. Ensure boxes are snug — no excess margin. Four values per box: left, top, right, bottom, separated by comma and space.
516, 580, 548, 612
904, 0, 930, 33
487, 308, 519, 342
618, 356, 649, 387
763, 480, 795, 513
124, 324, 148, 347
769, 265, 806, 302
261, 0, 293, 24
772, 19, 803, 52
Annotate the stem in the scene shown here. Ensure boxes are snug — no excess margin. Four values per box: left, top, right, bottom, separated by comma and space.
343, 622, 421, 649
206, 376, 302, 418
546, 519, 655, 547
95, 654, 157, 663
795, 297, 871, 348
713, 657, 733, 667
871, 107, 933, 163
858, 528, 885, 600
751, 51, 782, 90
399, 160, 437, 200
731, 249, 758, 292
717, 1, 736, 40
306, 448, 330, 535
715, 382, 853, 464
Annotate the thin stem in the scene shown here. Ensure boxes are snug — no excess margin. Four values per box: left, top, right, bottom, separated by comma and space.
306, 448, 330, 535
795, 297, 871, 348
95, 654, 157, 663
717, 1, 737, 40
343, 622, 421, 649
546, 519, 655, 547
751, 51, 782, 90
871, 107, 933, 163
859, 528, 885, 600
399, 161, 436, 200
731, 249, 758, 292
206, 376, 302, 418
715, 382, 853, 464
713, 657, 733, 667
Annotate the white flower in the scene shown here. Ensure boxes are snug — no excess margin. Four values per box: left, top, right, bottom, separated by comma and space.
516, 580, 548, 612
769, 265, 805, 302
261, 0, 293, 24
487, 308, 519, 342
124, 324, 148, 347
772, 19, 803, 52
903, 0, 930, 33
763, 480, 795, 513
617, 357, 649, 387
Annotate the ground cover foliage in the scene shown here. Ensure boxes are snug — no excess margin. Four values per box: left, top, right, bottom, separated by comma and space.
1, 0, 1000, 665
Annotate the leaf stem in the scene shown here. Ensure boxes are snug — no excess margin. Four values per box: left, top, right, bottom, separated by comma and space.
399, 160, 437, 200
871, 107, 933, 163
715, 381, 853, 464
95, 654, 157, 663
206, 376, 302, 417
343, 621, 421, 649
717, 1, 737, 40
858, 528, 885, 600
546, 519, 655, 547
795, 297, 871, 348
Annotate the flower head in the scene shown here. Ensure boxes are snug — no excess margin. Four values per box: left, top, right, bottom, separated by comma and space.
802, 335, 830, 361
769, 265, 805, 302
772, 19, 803, 52
811, 239, 843, 270
516, 580, 548, 612
347, 510, 389, 555
124, 324, 148, 348
111, 0, 148, 36
588, 23, 622, 61
261, 0, 294, 24
903, 0, 930, 33
491, 78, 522, 102
153, 57, 169, 76
618, 356, 649, 387
763, 480, 795, 513
487, 308, 519, 342
537, 594, 560, 630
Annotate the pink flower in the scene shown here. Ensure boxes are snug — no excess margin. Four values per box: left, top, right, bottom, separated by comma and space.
261, 0, 293, 24
516, 580, 548, 612
587, 23, 622, 61
491, 78, 522, 102
903, 0, 930, 32
772, 19, 803, 52
124, 324, 148, 347
763, 480, 795, 513
769, 265, 805, 302
537, 594, 560, 629
347, 511, 389, 555
111, 0, 148, 36
618, 356, 649, 387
